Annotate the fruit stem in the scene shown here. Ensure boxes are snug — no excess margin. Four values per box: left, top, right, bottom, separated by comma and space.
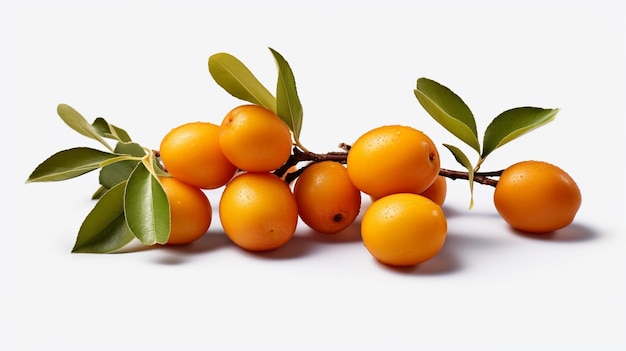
438, 169, 500, 187
274, 146, 501, 187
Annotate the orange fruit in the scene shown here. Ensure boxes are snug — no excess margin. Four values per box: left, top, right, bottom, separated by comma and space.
361, 193, 447, 266
347, 125, 440, 199
419, 175, 447, 206
219, 105, 293, 172
159, 122, 237, 189
494, 160, 582, 233
294, 161, 361, 234
159, 176, 212, 245
219, 172, 298, 251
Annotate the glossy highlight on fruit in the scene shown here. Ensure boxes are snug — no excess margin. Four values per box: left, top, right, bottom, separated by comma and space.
494, 160, 582, 233
361, 193, 447, 266
294, 161, 361, 234
27, 51, 583, 269
219, 172, 298, 251
219, 104, 293, 172
347, 125, 440, 199
159, 122, 237, 189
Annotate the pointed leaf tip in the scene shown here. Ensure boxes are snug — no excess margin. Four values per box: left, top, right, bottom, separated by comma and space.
414, 78, 480, 153
208, 53, 276, 112
72, 182, 135, 253
482, 107, 559, 158
27, 147, 119, 182
270, 47, 304, 140
57, 104, 113, 151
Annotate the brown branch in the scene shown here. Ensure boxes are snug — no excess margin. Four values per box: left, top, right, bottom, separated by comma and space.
438, 168, 500, 187
275, 147, 349, 183
274, 146, 501, 187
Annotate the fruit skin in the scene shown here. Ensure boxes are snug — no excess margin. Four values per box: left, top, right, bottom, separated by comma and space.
347, 125, 440, 199
419, 175, 447, 206
494, 160, 582, 233
159, 122, 237, 189
159, 177, 212, 245
361, 193, 447, 267
219, 172, 298, 251
219, 104, 293, 172
294, 161, 362, 234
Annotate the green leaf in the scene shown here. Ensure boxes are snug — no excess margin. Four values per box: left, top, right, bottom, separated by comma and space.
72, 182, 135, 253
98, 142, 146, 189
269, 48, 303, 140
92, 185, 108, 200
442, 143, 476, 209
414, 78, 480, 153
124, 162, 170, 245
57, 104, 113, 151
443, 144, 473, 171
92, 117, 132, 142
208, 52, 276, 112
113, 141, 146, 157
482, 107, 559, 158
99, 160, 139, 189
27, 147, 128, 182
151, 157, 170, 177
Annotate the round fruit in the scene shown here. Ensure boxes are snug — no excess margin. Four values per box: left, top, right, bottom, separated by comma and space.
159, 176, 212, 245
219, 172, 298, 251
294, 161, 361, 234
361, 193, 447, 266
494, 160, 581, 233
419, 175, 447, 206
347, 125, 440, 199
219, 105, 293, 172
159, 122, 237, 189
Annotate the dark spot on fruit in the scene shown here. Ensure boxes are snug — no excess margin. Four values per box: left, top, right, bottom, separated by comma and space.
333, 213, 344, 223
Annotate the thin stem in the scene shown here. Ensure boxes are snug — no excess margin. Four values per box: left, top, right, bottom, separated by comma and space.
438, 168, 500, 187
273, 146, 502, 187
294, 138, 311, 154
473, 170, 504, 177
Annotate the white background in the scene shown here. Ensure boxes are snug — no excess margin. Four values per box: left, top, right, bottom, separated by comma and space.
3, 1, 625, 350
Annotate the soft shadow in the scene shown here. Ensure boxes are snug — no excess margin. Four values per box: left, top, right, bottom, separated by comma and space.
112, 231, 232, 255
153, 255, 189, 265
511, 222, 599, 243
300, 220, 363, 244
374, 232, 466, 276
441, 205, 502, 220
162, 232, 233, 254
378, 250, 461, 276
239, 234, 319, 260
152, 232, 234, 265
441, 205, 463, 218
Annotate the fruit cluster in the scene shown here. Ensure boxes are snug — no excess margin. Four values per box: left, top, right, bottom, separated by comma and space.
26, 48, 582, 268
160, 111, 454, 266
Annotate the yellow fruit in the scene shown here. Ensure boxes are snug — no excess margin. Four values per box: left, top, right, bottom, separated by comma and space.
361, 193, 447, 266
159, 177, 212, 245
294, 161, 361, 234
219, 172, 298, 251
219, 105, 293, 172
347, 125, 440, 199
419, 175, 447, 206
494, 160, 581, 233
159, 122, 237, 189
